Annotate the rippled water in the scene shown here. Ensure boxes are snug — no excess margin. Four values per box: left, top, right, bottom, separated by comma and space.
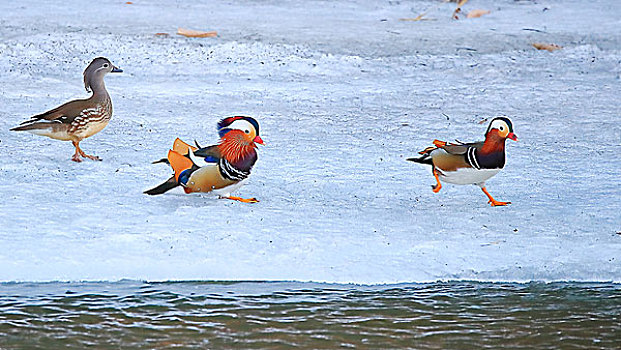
0, 281, 619, 349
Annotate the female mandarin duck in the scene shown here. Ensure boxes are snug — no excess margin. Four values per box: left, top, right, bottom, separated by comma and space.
145, 116, 264, 203
408, 117, 517, 206
10, 57, 122, 162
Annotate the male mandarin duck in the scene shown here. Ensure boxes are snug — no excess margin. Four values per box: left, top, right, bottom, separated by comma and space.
10, 57, 122, 162
145, 116, 264, 203
408, 116, 517, 206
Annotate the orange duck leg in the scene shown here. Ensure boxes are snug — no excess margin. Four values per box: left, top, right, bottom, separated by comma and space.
220, 196, 259, 203
432, 168, 442, 193
481, 187, 511, 206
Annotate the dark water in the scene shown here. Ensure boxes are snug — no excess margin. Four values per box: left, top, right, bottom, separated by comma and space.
0, 281, 619, 349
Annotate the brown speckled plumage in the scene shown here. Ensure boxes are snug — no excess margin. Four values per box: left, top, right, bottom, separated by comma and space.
11, 57, 122, 162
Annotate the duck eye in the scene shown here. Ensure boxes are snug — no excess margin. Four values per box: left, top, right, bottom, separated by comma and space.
499, 126, 504, 131
244, 129, 250, 134
103, 63, 109, 68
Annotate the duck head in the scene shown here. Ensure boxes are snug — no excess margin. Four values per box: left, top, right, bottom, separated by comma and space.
83, 57, 122, 93
217, 116, 264, 162
485, 116, 517, 142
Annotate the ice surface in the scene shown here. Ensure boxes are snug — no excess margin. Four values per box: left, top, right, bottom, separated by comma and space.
0, 0, 619, 283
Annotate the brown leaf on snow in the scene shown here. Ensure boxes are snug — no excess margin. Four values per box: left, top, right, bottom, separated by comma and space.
467, 9, 490, 18
399, 15, 426, 21
456, 0, 469, 7
401, 0, 453, 22
532, 42, 562, 52
155, 33, 170, 37
177, 28, 218, 38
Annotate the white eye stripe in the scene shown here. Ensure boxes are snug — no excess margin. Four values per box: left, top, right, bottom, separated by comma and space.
226, 120, 254, 133
490, 120, 509, 132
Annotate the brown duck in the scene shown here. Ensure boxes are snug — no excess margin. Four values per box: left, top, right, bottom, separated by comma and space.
11, 57, 122, 162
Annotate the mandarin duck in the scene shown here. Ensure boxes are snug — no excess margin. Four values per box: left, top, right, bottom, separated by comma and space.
11, 57, 122, 162
145, 116, 264, 203
407, 117, 518, 206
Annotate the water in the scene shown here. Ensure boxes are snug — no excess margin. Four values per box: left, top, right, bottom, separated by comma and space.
1, 282, 619, 349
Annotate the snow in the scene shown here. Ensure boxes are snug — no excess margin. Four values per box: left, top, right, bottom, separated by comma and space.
0, 0, 619, 284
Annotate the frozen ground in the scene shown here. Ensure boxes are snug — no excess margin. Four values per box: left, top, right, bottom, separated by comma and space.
0, 0, 619, 284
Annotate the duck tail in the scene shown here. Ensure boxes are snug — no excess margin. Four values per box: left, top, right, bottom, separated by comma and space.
406, 155, 433, 165
151, 158, 170, 165
144, 176, 178, 195
10, 122, 50, 132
